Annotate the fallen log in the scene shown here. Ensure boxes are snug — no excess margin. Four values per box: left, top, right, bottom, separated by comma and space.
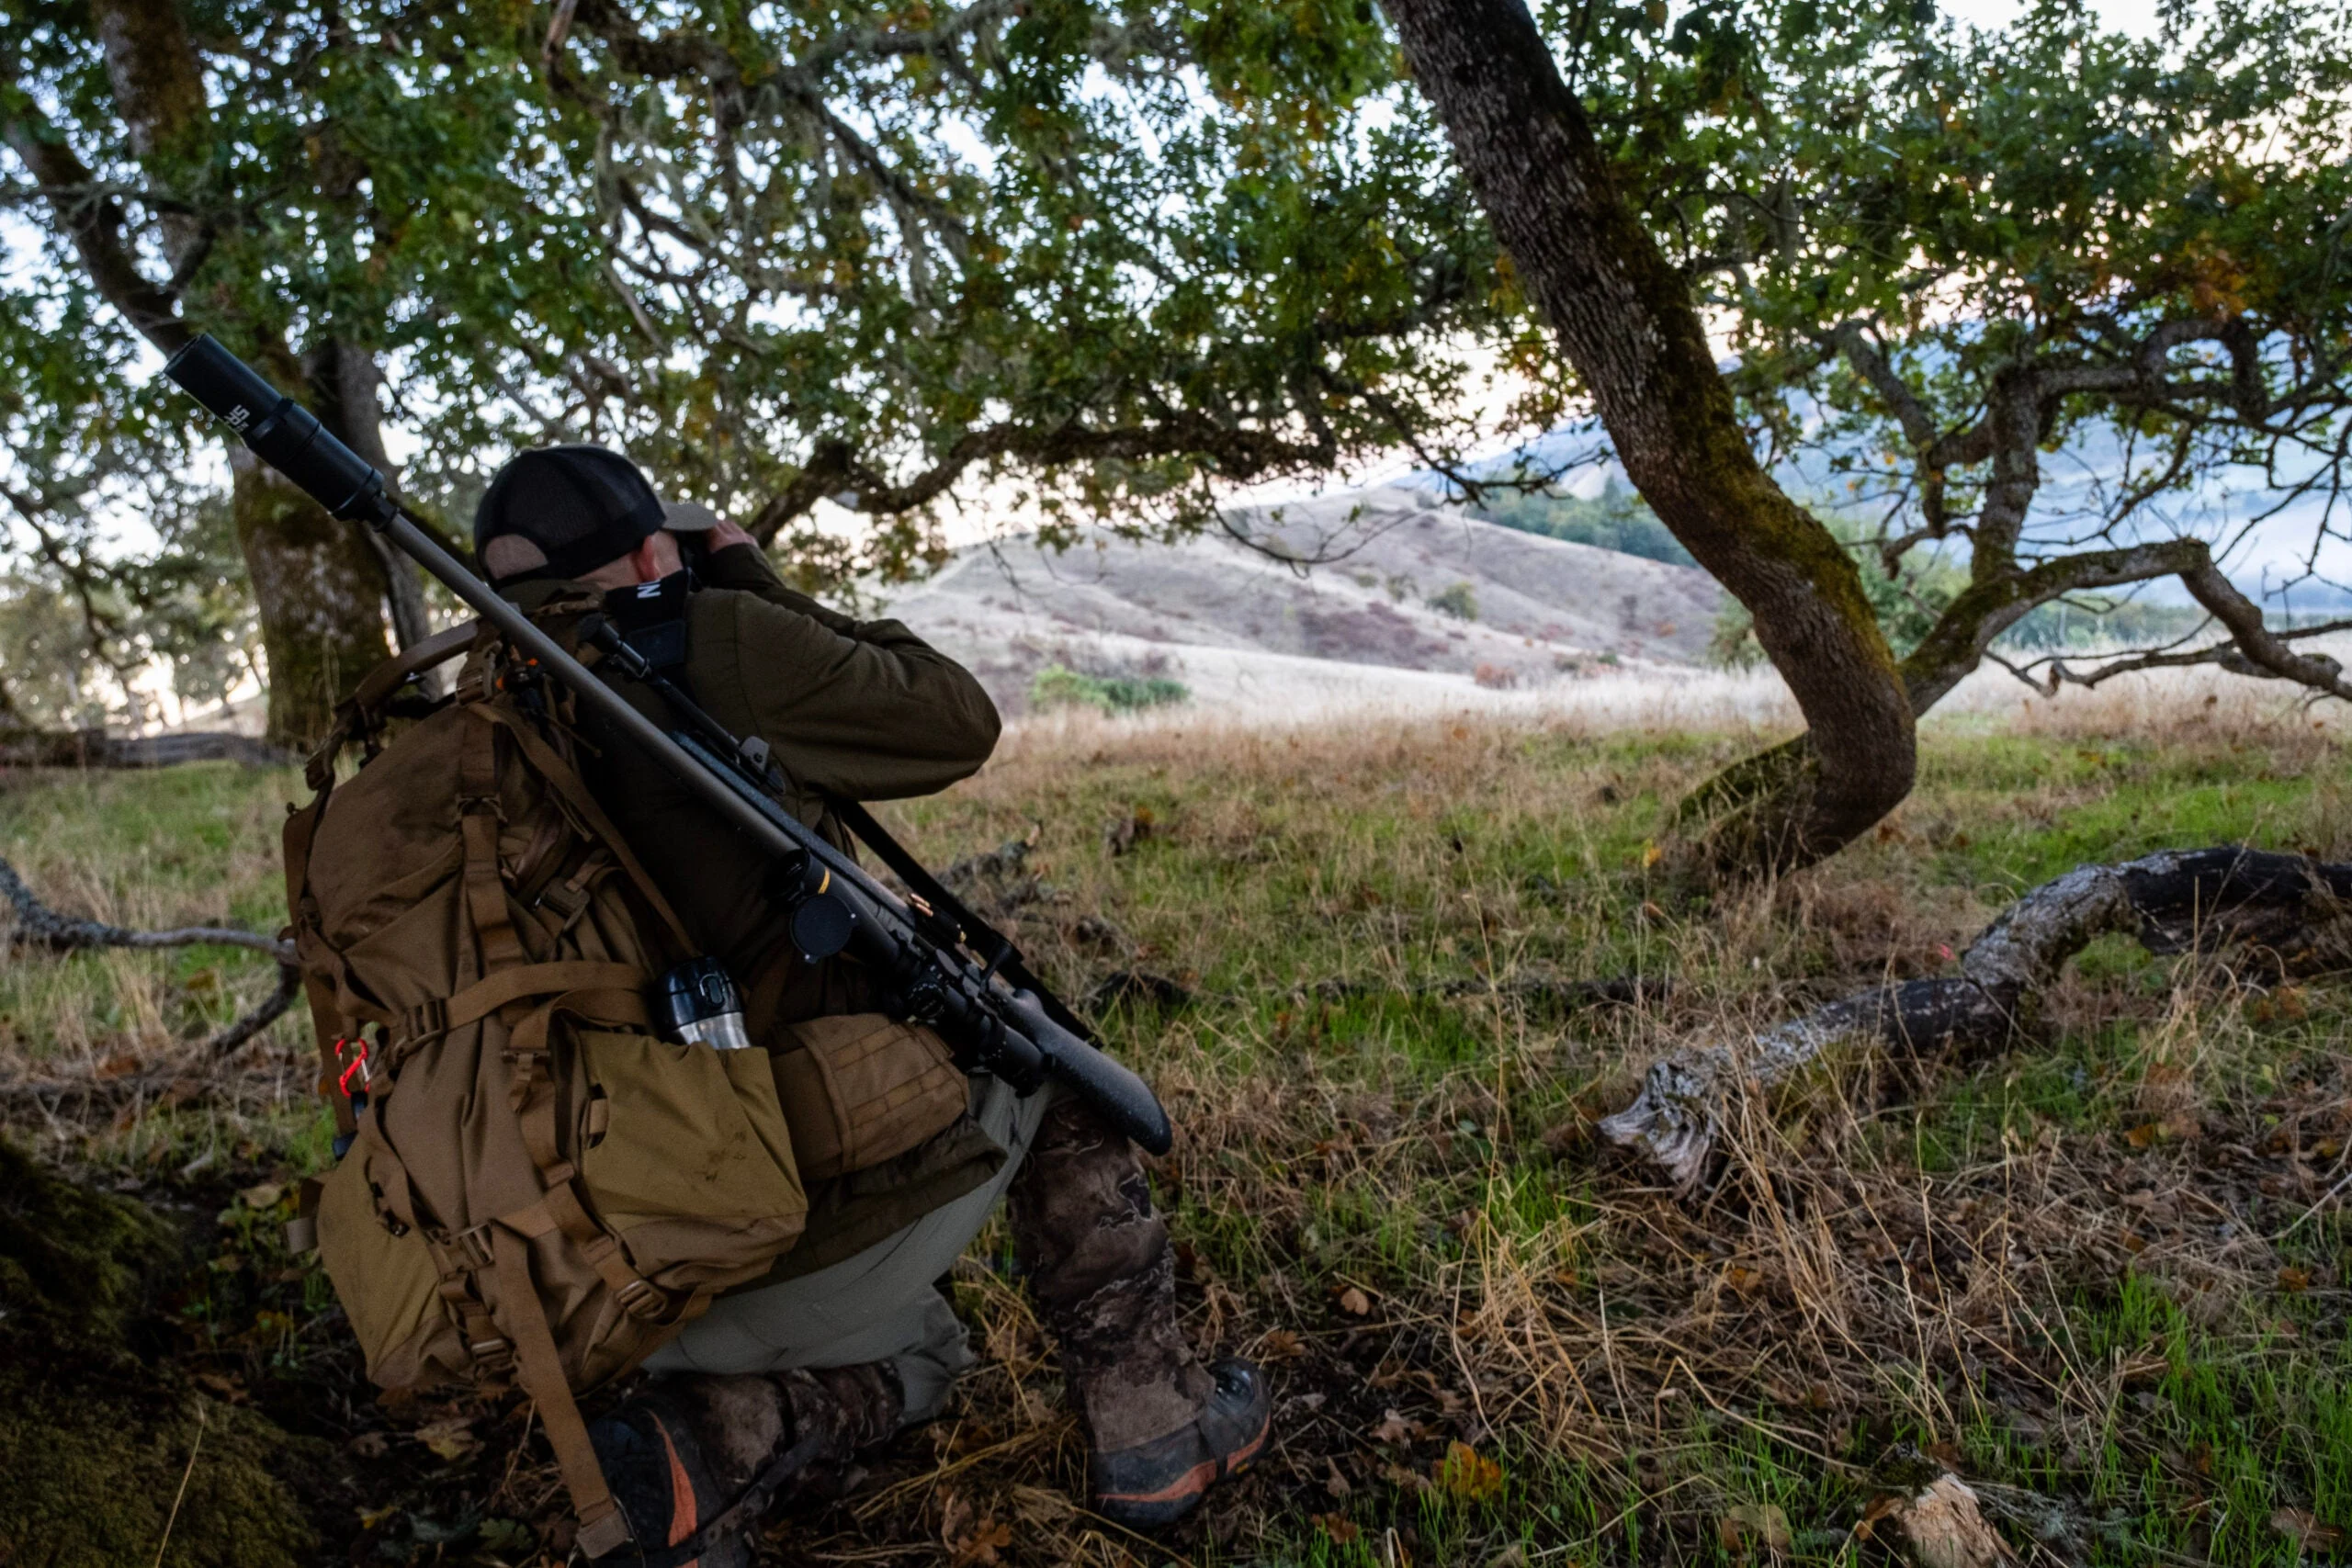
0, 728, 288, 770
1600, 847, 2352, 1189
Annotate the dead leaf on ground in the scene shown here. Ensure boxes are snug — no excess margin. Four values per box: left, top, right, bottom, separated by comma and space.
412, 1417, 480, 1462
1433, 1440, 1505, 1503
1370, 1408, 1416, 1445
1325, 1457, 1353, 1497
1103, 806, 1156, 856
1258, 1327, 1306, 1361
1859, 1473, 2016, 1568
950, 1518, 1012, 1567
2279, 1267, 2315, 1293
939, 1492, 973, 1546
1719, 1502, 1792, 1554
240, 1181, 284, 1210
1383, 1462, 1433, 1495
192, 1371, 248, 1403
1336, 1285, 1372, 1316
2272, 1507, 2346, 1552
1312, 1514, 1361, 1544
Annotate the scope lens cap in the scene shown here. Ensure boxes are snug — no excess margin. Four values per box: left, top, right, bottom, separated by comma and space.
790, 894, 856, 962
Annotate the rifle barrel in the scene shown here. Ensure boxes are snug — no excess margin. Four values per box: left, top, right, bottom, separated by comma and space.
162, 333, 1173, 1156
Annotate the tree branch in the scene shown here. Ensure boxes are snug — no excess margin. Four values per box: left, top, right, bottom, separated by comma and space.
2179, 555, 2352, 701
0, 96, 187, 351
1600, 848, 2352, 1188
0, 852, 299, 1055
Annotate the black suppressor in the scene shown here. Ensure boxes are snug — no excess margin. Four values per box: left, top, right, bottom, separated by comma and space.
164, 336, 394, 524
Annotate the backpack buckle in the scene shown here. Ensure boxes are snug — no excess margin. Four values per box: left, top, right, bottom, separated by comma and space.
455, 1222, 498, 1270
613, 1277, 666, 1322
400, 997, 449, 1046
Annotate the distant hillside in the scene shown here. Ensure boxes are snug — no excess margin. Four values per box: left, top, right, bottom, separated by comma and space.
877, 486, 1725, 717
1460, 476, 1696, 568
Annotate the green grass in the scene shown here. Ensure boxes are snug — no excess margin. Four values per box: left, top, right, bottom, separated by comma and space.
5, 707, 2350, 1564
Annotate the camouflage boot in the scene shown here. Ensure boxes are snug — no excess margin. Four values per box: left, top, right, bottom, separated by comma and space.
588, 1363, 902, 1564
1008, 1094, 1271, 1528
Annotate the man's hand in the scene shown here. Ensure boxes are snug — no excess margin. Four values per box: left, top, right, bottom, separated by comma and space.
707, 514, 759, 552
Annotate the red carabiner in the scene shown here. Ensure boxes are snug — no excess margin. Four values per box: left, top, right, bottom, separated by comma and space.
334, 1036, 372, 1097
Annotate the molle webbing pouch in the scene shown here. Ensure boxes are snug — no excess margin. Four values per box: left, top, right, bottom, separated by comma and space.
773, 1014, 968, 1181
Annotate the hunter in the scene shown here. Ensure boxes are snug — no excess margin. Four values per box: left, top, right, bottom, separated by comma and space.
471, 446, 1269, 1562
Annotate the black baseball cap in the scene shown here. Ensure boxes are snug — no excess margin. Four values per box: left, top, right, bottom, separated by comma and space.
474, 446, 665, 583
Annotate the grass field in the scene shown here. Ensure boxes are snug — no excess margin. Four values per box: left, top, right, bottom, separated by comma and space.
4, 674, 2350, 1566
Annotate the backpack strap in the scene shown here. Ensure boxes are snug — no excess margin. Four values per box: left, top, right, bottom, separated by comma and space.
305, 621, 485, 792
492, 1226, 634, 1558
387, 960, 648, 1058
458, 711, 526, 978
280, 792, 358, 1140
473, 697, 697, 956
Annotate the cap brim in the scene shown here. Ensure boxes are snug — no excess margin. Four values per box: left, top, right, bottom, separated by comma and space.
662, 500, 722, 532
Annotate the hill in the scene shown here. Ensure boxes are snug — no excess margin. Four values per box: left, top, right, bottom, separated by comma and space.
876, 485, 1725, 717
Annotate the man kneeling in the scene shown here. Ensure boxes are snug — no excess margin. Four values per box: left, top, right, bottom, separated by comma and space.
473, 446, 1268, 1563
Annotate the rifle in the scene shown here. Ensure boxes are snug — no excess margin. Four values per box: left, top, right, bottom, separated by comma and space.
163, 333, 1171, 1156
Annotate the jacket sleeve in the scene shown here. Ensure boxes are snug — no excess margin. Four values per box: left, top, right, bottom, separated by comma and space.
707, 576, 1001, 802
698, 543, 861, 635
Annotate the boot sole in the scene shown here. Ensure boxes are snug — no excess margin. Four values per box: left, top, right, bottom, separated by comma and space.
1091, 1403, 1272, 1528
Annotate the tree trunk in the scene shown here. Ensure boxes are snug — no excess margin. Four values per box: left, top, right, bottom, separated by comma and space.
232, 455, 394, 749
74, 0, 403, 745
307, 338, 435, 655
1381, 0, 1916, 874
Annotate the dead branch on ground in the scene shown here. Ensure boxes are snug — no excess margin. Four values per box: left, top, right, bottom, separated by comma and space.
0, 853, 300, 1053
1600, 847, 2352, 1188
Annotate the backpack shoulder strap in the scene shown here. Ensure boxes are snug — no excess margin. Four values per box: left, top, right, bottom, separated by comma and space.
474, 696, 698, 957
304, 621, 485, 792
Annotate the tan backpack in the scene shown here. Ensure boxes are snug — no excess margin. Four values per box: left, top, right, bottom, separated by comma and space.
284, 614, 809, 1556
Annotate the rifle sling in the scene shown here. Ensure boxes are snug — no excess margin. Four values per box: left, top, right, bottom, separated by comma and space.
825, 795, 1098, 1044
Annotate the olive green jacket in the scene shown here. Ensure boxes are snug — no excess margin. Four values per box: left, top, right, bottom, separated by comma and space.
511, 543, 999, 1021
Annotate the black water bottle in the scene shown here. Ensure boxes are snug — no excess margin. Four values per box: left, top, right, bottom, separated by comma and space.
654, 957, 752, 1051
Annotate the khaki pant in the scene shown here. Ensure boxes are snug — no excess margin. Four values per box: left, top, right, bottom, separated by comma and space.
641, 1073, 1055, 1425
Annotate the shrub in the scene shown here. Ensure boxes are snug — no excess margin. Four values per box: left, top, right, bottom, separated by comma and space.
1427, 581, 1479, 621
1030, 664, 1191, 715
1473, 662, 1518, 690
